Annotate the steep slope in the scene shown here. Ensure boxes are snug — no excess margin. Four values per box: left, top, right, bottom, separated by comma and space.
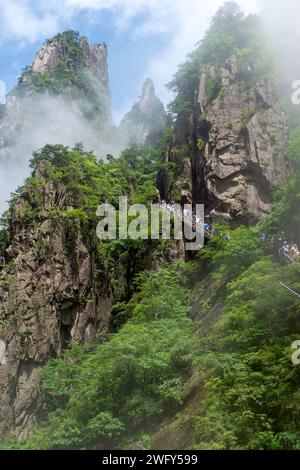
119, 79, 167, 147
0, 144, 177, 441
0, 3, 298, 451
0, 148, 114, 439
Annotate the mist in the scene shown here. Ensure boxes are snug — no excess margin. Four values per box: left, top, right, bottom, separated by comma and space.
0, 83, 130, 215
261, 0, 300, 82
1, 0, 300, 216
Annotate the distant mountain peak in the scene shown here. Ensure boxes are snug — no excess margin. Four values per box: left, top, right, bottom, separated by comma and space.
21, 30, 110, 95
0, 30, 112, 164
120, 78, 167, 147
140, 78, 155, 103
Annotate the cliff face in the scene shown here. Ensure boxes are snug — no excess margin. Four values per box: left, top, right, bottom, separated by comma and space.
0, 9, 294, 447
164, 55, 290, 225
0, 143, 183, 442
201, 55, 290, 224
0, 161, 114, 440
30, 36, 109, 89
26, 33, 110, 98
119, 79, 167, 147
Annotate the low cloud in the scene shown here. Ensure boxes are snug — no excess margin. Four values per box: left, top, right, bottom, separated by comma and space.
0, 86, 125, 214
0, 1, 263, 115
261, 0, 300, 81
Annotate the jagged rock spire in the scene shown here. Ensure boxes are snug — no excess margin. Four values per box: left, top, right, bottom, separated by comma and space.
119, 78, 167, 148
139, 78, 155, 111
0, 31, 112, 165
30, 32, 109, 92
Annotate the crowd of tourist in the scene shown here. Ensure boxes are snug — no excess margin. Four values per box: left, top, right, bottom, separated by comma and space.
158, 201, 300, 263
278, 240, 299, 264
1, 200, 299, 268
260, 232, 300, 264
159, 200, 213, 236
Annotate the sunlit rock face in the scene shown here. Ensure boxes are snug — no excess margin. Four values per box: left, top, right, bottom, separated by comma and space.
119, 78, 167, 147
30, 35, 110, 101
164, 54, 290, 226
201, 55, 290, 224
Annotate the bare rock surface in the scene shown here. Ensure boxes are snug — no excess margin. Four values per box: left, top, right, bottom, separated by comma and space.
0, 163, 113, 440
119, 78, 167, 147
164, 55, 290, 225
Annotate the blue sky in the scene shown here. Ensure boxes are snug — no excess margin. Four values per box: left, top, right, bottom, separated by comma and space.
0, 0, 262, 123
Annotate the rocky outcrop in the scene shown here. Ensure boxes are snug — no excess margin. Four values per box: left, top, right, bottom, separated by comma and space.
202, 56, 290, 224
0, 31, 111, 163
80, 39, 109, 90
0, 162, 115, 440
28, 34, 109, 95
0, 150, 184, 441
119, 79, 167, 147
164, 55, 290, 225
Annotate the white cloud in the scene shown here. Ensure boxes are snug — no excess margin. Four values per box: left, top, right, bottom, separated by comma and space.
67, 1, 262, 109
0, 0, 264, 116
0, 1, 262, 44
143, 0, 263, 104
0, 0, 59, 43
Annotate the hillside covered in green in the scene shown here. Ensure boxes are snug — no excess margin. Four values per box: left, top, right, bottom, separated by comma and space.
1, 133, 300, 451
1, 2, 300, 451
2, 146, 300, 449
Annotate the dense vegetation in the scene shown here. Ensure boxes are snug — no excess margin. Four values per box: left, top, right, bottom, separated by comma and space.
2, 2, 300, 451
18, 31, 110, 120
1, 115, 297, 449
6, 162, 299, 450
167, 1, 274, 121
22, 265, 195, 450
20, 31, 85, 94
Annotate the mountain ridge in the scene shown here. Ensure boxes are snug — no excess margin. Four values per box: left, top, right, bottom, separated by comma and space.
0, 3, 299, 450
